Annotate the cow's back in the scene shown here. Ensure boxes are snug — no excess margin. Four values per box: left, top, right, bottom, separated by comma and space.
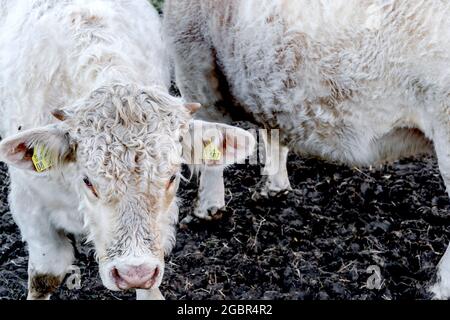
167, 0, 450, 165
0, 0, 169, 137
0, 1, 7, 20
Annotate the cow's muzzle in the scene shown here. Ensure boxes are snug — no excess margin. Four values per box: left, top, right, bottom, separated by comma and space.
110, 263, 161, 290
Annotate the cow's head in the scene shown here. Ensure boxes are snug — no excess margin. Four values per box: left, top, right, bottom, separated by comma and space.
0, 84, 255, 291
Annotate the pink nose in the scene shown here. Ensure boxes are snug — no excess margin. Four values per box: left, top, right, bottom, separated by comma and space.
112, 264, 160, 290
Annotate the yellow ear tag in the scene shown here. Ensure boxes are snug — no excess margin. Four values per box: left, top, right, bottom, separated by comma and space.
203, 140, 222, 161
32, 145, 53, 172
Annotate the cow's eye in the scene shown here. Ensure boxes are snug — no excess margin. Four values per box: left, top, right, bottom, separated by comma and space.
167, 175, 177, 189
83, 177, 93, 187
83, 176, 98, 197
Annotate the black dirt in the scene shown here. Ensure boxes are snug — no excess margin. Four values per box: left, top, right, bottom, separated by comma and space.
1, 149, 450, 300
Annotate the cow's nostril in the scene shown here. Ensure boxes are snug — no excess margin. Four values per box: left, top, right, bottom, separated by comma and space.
111, 267, 129, 290
151, 267, 160, 282
141, 266, 160, 289
111, 267, 120, 281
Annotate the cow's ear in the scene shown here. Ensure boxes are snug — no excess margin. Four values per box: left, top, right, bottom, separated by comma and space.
181, 120, 256, 166
0, 125, 76, 173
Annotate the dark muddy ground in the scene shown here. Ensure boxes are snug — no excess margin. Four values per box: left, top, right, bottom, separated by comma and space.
1, 145, 450, 300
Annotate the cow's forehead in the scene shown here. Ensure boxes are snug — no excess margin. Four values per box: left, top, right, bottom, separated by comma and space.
67, 84, 188, 196
77, 133, 182, 200
80, 130, 181, 178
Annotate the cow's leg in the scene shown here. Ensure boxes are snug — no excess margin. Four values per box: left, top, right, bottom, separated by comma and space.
260, 130, 292, 197
167, 14, 240, 221
136, 288, 165, 300
194, 166, 226, 220
428, 119, 450, 299
168, 17, 232, 124
432, 246, 450, 299
25, 228, 74, 300
9, 178, 74, 300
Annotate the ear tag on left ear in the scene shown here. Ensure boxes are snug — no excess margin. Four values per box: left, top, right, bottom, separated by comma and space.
32, 145, 53, 172
203, 140, 222, 161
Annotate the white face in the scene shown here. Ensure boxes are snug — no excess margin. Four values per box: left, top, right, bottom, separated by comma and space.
74, 140, 182, 291
81, 179, 179, 290
81, 173, 180, 291
0, 84, 256, 292
64, 85, 187, 291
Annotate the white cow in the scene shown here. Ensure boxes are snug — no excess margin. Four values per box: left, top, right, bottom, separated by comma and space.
164, 0, 450, 298
0, 0, 255, 300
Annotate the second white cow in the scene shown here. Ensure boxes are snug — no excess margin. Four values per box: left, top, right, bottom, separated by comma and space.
165, 0, 450, 298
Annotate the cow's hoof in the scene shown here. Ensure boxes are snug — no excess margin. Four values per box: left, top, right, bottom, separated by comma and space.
260, 187, 291, 198
193, 198, 225, 221
430, 281, 450, 300
253, 184, 292, 200
252, 177, 292, 200
179, 215, 194, 227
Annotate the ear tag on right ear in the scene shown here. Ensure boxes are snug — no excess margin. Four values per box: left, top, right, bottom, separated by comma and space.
32, 145, 53, 172
203, 140, 222, 161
